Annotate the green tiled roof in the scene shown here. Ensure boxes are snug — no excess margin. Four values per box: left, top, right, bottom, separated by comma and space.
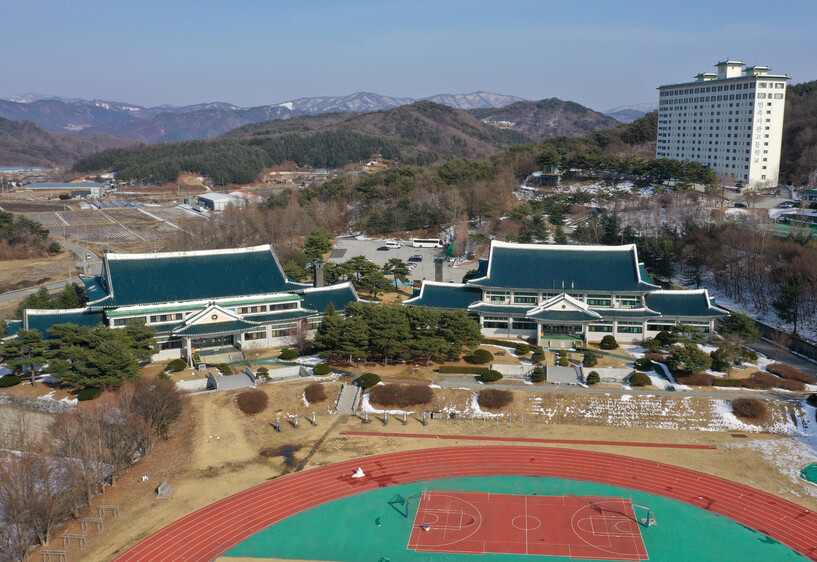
599, 308, 661, 319
4, 320, 22, 338
82, 275, 109, 304
298, 284, 359, 314
174, 319, 260, 336
645, 291, 728, 318
404, 283, 481, 310
638, 264, 654, 284
469, 243, 659, 292
242, 309, 316, 324
88, 245, 307, 307
527, 309, 601, 322
468, 303, 533, 316
26, 310, 105, 339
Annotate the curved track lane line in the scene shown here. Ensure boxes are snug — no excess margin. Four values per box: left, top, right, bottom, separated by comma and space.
114, 446, 817, 561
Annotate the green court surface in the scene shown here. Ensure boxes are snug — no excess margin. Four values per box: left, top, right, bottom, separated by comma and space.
224, 476, 808, 562
801, 463, 817, 484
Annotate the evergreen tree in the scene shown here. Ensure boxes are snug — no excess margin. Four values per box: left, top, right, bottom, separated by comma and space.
383, 258, 410, 292
303, 227, 333, 261
1, 329, 49, 385
718, 312, 760, 343
772, 273, 805, 333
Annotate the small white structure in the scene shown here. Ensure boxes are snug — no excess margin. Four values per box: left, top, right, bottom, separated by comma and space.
352, 467, 366, 478
197, 192, 235, 212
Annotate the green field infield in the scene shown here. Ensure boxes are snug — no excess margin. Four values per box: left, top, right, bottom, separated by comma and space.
223, 476, 808, 562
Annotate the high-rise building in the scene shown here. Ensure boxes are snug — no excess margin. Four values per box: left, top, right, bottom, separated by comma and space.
657, 60, 789, 188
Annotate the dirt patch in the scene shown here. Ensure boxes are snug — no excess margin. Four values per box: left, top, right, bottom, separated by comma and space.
0, 253, 79, 294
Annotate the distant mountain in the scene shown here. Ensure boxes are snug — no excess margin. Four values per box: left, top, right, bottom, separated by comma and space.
469, 98, 620, 139
604, 102, 659, 123
0, 116, 135, 167
0, 91, 526, 143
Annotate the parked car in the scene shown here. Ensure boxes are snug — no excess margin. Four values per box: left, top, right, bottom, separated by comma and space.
777, 201, 798, 209
734, 202, 748, 208
408, 254, 423, 262
376, 246, 390, 251
406, 262, 418, 270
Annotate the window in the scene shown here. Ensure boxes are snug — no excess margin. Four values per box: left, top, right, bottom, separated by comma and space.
587, 298, 611, 307
150, 313, 183, 323
513, 292, 537, 304
617, 325, 643, 334
512, 321, 537, 330
774, 93, 784, 99
484, 320, 508, 329
588, 324, 613, 333
647, 323, 675, 332
244, 330, 266, 341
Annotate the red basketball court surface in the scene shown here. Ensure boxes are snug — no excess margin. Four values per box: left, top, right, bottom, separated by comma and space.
408, 491, 648, 560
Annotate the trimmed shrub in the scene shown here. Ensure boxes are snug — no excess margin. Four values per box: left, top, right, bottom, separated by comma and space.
0, 375, 22, 388
530, 345, 544, 354
767, 363, 815, 384
165, 358, 188, 372
582, 351, 598, 367
514, 344, 530, 355
808, 394, 817, 407
465, 349, 494, 364
483, 338, 516, 347
629, 372, 651, 387
732, 398, 766, 419
641, 338, 663, 353
477, 389, 513, 410
634, 357, 653, 371
709, 349, 730, 372
77, 387, 102, 401
530, 366, 546, 383
481, 370, 503, 382
740, 348, 758, 362
585, 371, 600, 384
356, 372, 381, 389
280, 348, 300, 360
257, 366, 269, 375
531, 350, 545, 363
236, 390, 268, 415
438, 366, 490, 375
644, 353, 668, 363
748, 371, 805, 391
676, 373, 714, 386
558, 349, 567, 358
711, 378, 743, 387
304, 383, 328, 403
217, 363, 233, 376
313, 364, 332, 376
157, 371, 172, 380
558, 357, 570, 367
599, 335, 618, 350
655, 330, 676, 347
369, 384, 434, 407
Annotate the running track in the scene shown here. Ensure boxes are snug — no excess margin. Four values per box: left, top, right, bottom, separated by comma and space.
114, 446, 817, 561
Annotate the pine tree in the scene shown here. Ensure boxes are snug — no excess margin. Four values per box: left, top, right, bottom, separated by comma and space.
772, 273, 805, 333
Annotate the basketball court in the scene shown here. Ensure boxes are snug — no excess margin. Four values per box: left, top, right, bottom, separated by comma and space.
408, 491, 648, 560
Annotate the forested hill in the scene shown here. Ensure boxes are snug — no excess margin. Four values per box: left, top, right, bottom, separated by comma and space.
0, 116, 135, 167
468, 98, 621, 139
781, 79, 817, 184
73, 102, 533, 185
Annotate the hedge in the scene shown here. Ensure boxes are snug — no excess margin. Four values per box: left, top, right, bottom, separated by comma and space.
369, 384, 434, 407
0, 375, 22, 388
236, 390, 268, 415
732, 398, 766, 419
676, 373, 714, 386
531, 350, 545, 363
712, 378, 743, 387
585, 371, 600, 385
165, 358, 188, 372
465, 349, 494, 364
514, 344, 530, 355
558, 357, 570, 367
313, 364, 332, 376
304, 383, 328, 403
477, 389, 513, 409
217, 363, 233, 375
77, 387, 102, 401
744, 371, 805, 391
438, 366, 490, 375
530, 366, 546, 383
599, 335, 618, 350
280, 348, 300, 360
482, 338, 517, 347
767, 363, 815, 384
356, 373, 381, 389
481, 370, 503, 382
629, 372, 651, 387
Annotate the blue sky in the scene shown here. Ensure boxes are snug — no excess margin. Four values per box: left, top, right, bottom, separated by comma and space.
2, 0, 815, 111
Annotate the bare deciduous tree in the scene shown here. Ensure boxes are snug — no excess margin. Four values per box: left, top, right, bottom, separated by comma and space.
287, 319, 311, 353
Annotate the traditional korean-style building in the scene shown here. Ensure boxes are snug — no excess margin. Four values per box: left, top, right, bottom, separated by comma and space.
13, 245, 358, 363
405, 241, 727, 348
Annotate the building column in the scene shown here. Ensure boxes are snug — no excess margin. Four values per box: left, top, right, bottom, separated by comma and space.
185, 337, 193, 366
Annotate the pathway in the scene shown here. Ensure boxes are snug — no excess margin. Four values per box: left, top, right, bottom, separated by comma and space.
335, 383, 359, 415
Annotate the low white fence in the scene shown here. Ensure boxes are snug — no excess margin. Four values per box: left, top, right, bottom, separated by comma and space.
175, 378, 209, 392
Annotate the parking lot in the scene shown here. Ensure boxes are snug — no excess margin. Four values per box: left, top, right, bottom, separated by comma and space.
329, 238, 470, 283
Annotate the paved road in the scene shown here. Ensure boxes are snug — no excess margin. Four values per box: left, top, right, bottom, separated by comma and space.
438, 375, 809, 402
748, 338, 817, 377
0, 241, 100, 304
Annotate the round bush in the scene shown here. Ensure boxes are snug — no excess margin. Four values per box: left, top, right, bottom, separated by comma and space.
530, 366, 546, 383
280, 348, 300, 360
313, 364, 332, 376
655, 330, 676, 347
481, 370, 503, 382
514, 344, 530, 355
740, 348, 758, 362
257, 366, 269, 375
709, 349, 730, 372
369, 384, 434, 407
634, 357, 653, 371
477, 389, 513, 410
629, 371, 651, 387
0, 375, 22, 388
165, 358, 188, 372
558, 357, 570, 367
558, 349, 567, 358
807, 393, 817, 408
236, 390, 269, 415
356, 372, 381, 389
641, 339, 663, 353
217, 363, 233, 375
582, 351, 598, 367
731, 398, 766, 419
599, 335, 618, 350
77, 387, 102, 401
531, 350, 545, 363
465, 349, 494, 365
585, 371, 600, 385
304, 383, 328, 403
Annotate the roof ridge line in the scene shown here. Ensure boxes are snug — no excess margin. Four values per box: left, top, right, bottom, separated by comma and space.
105, 243, 273, 261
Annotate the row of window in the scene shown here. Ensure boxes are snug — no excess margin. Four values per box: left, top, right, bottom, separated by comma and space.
660, 80, 783, 98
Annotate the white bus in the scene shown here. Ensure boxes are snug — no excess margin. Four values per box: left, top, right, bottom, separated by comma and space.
412, 238, 443, 248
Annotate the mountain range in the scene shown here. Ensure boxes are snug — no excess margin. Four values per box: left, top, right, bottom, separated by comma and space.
0, 91, 527, 143
603, 103, 659, 123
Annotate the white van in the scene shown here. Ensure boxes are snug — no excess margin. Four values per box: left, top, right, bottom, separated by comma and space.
385, 241, 402, 249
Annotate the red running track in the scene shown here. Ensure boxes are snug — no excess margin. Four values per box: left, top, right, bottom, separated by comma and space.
114, 446, 817, 561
